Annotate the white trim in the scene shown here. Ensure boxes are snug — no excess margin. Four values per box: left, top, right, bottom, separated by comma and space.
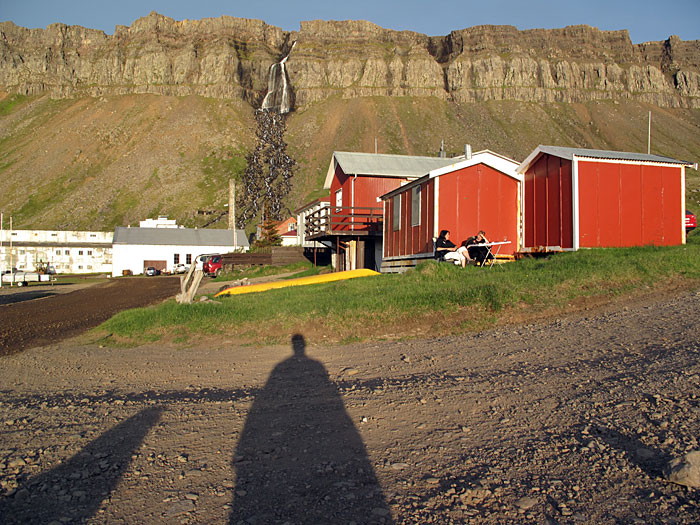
383, 200, 388, 258
572, 158, 580, 251
433, 177, 440, 237
682, 166, 687, 244
575, 157, 687, 169
428, 151, 522, 182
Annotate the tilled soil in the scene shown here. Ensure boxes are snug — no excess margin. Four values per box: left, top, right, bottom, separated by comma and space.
0, 277, 180, 355
0, 289, 699, 523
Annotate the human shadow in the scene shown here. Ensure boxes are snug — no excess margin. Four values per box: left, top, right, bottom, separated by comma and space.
229, 334, 392, 524
0, 406, 162, 524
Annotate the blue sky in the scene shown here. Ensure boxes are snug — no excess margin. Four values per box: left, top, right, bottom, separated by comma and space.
1, 0, 698, 43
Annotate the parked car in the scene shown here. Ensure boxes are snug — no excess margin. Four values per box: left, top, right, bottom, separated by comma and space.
202, 255, 223, 277
686, 209, 697, 234
145, 266, 161, 276
173, 263, 190, 274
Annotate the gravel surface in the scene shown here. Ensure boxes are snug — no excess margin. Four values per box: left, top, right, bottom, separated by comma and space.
0, 288, 699, 523
0, 277, 180, 355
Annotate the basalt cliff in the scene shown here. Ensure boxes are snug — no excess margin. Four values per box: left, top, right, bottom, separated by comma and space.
1, 12, 699, 109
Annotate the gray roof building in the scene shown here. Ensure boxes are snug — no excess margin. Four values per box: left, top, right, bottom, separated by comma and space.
519, 145, 693, 173
324, 151, 460, 188
113, 227, 249, 248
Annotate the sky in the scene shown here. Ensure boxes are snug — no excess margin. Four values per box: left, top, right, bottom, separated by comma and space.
0, 0, 698, 44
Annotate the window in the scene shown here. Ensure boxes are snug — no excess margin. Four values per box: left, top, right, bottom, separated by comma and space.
78, 250, 84, 255
51, 233, 57, 237
87, 265, 93, 269
335, 188, 343, 213
186, 254, 192, 264
56, 250, 61, 255
64, 250, 69, 255
411, 186, 421, 226
392, 195, 401, 231
87, 250, 92, 256
174, 254, 180, 264
78, 265, 83, 269
19, 250, 25, 255
90, 234, 96, 237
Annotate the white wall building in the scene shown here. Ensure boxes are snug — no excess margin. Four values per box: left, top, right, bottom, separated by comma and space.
0, 229, 113, 274
295, 198, 331, 248
111, 226, 249, 277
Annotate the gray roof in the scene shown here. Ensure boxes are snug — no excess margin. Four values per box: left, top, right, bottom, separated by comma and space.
519, 145, 691, 173
335, 151, 458, 176
325, 151, 459, 188
113, 227, 249, 248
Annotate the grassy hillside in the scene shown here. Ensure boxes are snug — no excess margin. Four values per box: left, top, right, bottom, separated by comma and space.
1, 91, 699, 230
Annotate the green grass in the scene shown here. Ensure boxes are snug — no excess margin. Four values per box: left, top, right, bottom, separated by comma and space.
98, 239, 700, 346
212, 261, 323, 282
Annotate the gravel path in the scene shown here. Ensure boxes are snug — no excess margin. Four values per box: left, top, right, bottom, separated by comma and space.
0, 288, 699, 523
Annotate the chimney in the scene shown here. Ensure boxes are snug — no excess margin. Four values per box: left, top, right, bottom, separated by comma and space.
465, 144, 472, 160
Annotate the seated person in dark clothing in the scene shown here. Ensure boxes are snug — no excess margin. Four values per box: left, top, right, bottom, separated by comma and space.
465, 231, 493, 265
434, 229, 466, 267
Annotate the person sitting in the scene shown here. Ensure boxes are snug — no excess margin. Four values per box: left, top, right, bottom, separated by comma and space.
465, 230, 493, 265
434, 229, 466, 268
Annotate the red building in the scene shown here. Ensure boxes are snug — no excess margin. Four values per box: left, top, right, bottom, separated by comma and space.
518, 146, 694, 252
306, 151, 458, 270
380, 150, 521, 272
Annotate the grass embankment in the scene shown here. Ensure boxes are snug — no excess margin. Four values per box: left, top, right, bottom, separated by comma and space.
98, 236, 700, 346
211, 261, 326, 282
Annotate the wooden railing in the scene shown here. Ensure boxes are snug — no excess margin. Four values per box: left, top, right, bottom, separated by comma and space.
305, 205, 383, 236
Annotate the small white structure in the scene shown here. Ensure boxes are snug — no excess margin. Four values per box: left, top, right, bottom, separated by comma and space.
111, 226, 249, 277
295, 198, 331, 248
0, 229, 113, 274
139, 216, 179, 228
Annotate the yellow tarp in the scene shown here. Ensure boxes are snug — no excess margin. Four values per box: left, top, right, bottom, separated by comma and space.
214, 269, 380, 297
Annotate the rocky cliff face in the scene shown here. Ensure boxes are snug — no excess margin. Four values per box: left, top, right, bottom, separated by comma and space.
1, 12, 699, 109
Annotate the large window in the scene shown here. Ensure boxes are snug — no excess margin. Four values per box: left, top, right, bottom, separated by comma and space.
392, 195, 401, 231
174, 253, 180, 264
411, 186, 421, 226
186, 254, 192, 264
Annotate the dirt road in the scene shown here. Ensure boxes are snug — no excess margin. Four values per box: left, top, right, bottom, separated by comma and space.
0, 277, 180, 355
0, 289, 699, 523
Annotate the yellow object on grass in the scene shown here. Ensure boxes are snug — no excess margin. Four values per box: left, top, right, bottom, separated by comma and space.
214, 269, 380, 297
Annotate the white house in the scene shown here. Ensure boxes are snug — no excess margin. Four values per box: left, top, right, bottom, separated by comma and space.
111, 226, 249, 277
0, 229, 113, 274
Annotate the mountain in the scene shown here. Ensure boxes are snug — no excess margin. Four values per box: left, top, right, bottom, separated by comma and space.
0, 12, 699, 230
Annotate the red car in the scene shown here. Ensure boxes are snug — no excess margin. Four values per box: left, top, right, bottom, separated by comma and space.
686, 209, 697, 234
202, 255, 223, 277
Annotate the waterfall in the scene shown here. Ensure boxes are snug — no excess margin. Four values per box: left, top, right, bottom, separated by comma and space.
261, 42, 296, 114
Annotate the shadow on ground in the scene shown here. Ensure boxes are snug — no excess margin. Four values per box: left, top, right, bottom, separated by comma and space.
229, 334, 393, 524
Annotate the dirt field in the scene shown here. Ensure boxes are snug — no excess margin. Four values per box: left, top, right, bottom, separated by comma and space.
0, 277, 181, 355
0, 284, 699, 523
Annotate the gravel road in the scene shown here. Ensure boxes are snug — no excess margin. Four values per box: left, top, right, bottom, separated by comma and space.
0, 288, 699, 523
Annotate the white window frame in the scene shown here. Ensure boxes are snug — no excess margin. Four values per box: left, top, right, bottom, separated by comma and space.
411, 186, 421, 227
393, 194, 401, 231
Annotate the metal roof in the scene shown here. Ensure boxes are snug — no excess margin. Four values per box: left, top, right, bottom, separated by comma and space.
324, 152, 459, 189
518, 145, 692, 173
113, 227, 249, 248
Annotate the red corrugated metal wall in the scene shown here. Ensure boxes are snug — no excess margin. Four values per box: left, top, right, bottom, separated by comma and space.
435, 164, 519, 255
523, 155, 573, 250
578, 161, 683, 247
384, 180, 435, 258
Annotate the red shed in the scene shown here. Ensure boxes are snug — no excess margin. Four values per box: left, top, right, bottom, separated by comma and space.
518, 146, 694, 252
380, 150, 521, 272
305, 151, 458, 270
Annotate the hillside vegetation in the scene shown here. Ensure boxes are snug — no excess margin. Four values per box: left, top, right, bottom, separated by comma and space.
1, 91, 699, 230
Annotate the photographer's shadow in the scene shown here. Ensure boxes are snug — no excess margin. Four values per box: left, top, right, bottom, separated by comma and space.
230, 334, 392, 524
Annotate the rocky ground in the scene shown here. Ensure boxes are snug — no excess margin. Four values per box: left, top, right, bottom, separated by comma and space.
0, 287, 699, 523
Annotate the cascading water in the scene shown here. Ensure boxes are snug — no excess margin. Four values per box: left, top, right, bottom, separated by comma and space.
261, 42, 296, 114
235, 43, 298, 231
